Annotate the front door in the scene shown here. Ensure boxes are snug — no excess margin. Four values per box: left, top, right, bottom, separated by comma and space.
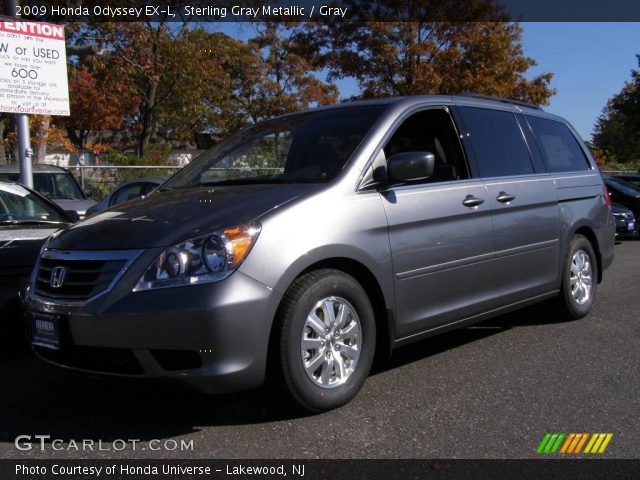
379, 107, 496, 339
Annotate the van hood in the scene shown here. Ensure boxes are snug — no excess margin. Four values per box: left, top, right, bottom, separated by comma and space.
47, 184, 320, 250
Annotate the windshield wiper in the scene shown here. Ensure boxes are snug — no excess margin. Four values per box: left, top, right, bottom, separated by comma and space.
0, 219, 67, 226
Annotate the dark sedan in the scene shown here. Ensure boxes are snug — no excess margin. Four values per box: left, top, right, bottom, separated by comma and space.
604, 176, 640, 220
0, 164, 96, 219
85, 177, 165, 216
0, 183, 74, 353
611, 203, 637, 237
613, 174, 640, 189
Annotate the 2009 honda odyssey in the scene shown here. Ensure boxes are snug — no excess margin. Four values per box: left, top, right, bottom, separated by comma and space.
27, 95, 615, 412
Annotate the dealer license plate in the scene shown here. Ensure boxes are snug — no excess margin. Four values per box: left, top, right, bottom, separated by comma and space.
30, 312, 61, 350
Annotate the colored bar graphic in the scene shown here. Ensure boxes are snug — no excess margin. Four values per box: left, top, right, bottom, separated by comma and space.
574, 433, 589, 453
550, 434, 565, 453
568, 433, 582, 453
584, 433, 614, 453
598, 434, 613, 453
537, 433, 552, 454
592, 434, 606, 452
584, 434, 598, 453
560, 433, 575, 454
538, 433, 613, 454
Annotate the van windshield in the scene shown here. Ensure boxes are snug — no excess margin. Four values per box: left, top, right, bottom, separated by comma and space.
163, 106, 386, 188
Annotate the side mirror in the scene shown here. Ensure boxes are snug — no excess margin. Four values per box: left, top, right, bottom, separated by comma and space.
64, 210, 80, 222
84, 189, 93, 198
387, 151, 435, 183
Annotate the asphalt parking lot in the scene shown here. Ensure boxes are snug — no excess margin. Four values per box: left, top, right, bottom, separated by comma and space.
1, 239, 638, 460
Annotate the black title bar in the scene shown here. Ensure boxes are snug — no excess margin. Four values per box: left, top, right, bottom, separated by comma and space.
1, 1, 640, 22
2, 459, 640, 480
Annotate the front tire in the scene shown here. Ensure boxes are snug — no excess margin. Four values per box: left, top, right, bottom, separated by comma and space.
276, 269, 376, 412
559, 234, 598, 319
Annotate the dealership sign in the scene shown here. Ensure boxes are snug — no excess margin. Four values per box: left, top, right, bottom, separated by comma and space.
0, 18, 69, 116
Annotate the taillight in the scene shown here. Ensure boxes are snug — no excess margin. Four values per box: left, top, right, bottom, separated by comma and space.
603, 184, 612, 206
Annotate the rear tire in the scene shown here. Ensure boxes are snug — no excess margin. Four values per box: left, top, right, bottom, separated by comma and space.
275, 269, 376, 413
559, 234, 598, 319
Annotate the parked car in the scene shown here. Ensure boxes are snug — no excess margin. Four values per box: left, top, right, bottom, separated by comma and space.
0, 164, 96, 219
611, 173, 640, 189
603, 176, 640, 220
25, 95, 615, 412
0, 183, 74, 353
86, 177, 166, 216
611, 203, 637, 237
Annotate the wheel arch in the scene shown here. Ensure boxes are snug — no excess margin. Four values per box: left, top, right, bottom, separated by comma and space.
571, 225, 603, 283
267, 256, 395, 378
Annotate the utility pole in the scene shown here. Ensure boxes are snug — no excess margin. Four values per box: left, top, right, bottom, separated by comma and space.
4, 0, 33, 188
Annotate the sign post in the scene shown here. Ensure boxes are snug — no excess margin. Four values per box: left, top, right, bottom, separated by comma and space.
1, 1, 70, 187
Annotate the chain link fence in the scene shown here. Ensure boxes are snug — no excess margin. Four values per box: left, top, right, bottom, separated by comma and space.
601, 170, 639, 175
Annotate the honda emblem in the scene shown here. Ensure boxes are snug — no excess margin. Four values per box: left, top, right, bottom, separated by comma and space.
50, 266, 67, 288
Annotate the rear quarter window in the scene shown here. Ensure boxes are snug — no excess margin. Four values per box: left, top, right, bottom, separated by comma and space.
526, 116, 591, 172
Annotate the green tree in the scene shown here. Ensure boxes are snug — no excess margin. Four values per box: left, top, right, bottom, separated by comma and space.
59, 65, 138, 152
305, 0, 554, 104
73, 24, 264, 154
593, 56, 640, 167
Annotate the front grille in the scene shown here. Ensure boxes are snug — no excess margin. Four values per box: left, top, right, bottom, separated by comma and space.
33, 250, 138, 302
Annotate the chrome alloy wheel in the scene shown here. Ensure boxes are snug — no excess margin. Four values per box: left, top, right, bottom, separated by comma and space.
300, 296, 362, 389
570, 249, 593, 306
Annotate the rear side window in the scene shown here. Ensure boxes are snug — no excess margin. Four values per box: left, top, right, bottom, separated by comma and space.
459, 107, 534, 178
526, 116, 591, 172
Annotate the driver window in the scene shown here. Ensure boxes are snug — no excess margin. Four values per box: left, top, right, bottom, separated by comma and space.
384, 109, 469, 183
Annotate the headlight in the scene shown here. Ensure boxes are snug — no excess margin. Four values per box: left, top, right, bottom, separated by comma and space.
133, 223, 261, 291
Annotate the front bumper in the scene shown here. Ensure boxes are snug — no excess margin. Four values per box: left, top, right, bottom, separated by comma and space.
613, 216, 637, 236
26, 271, 281, 394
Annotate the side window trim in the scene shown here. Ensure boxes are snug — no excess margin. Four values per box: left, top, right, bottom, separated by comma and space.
449, 106, 481, 179
358, 105, 474, 190
515, 113, 547, 174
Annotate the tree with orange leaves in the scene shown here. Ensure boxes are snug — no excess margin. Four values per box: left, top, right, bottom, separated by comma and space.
304, 0, 554, 105
60, 65, 137, 154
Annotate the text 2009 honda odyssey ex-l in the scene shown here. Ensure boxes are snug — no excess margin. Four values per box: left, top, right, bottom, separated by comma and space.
27, 95, 615, 412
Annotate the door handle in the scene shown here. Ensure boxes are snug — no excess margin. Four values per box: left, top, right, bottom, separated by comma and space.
462, 195, 485, 208
496, 191, 516, 204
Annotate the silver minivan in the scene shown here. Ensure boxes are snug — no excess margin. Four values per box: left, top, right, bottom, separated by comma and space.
27, 95, 615, 411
